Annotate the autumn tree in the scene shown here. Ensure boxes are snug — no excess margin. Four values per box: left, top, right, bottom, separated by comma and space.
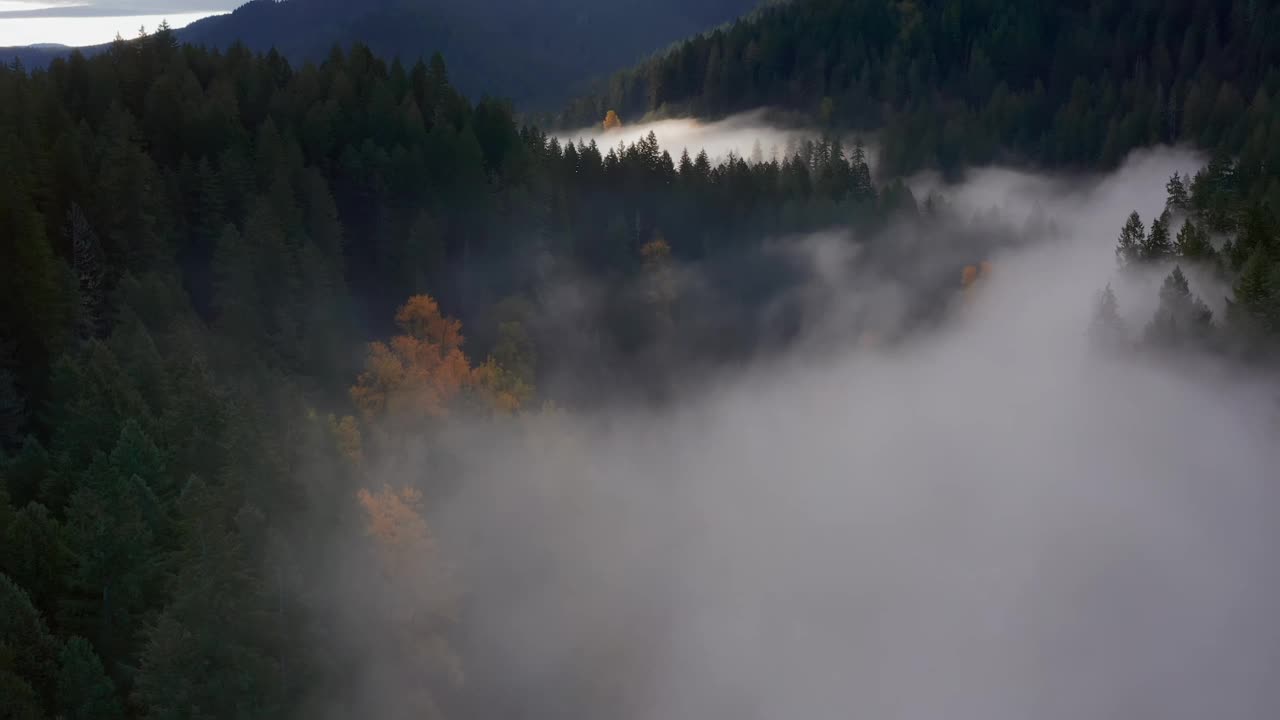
351, 295, 473, 424
351, 295, 532, 427
603, 109, 623, 131
960, 261, 993, 303
641, 234, 677, 330
355, 483, 462, 713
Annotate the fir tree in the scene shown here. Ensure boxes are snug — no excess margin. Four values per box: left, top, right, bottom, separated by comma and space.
1145, 266, 1214, 349
67, 203, 107, 343
1116, 211, 1146, 266
1174, 218, 1216, 261
1089, 284, 1128, 351
56, 637, 123, 720
1141, 211, 1174, 261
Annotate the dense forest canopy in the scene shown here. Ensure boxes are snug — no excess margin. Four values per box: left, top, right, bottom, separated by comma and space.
0, 26, 954, 718
561, 0, 1280, 176
2, 0, 762, 108
3, 0, 1280, 718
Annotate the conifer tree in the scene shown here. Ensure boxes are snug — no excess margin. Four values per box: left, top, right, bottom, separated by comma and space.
1145, 266, 1214, 349
1115, 211, 1146, 266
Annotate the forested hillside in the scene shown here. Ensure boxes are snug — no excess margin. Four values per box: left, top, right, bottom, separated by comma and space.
4, 3, 1280, 718
2, 0, 761, 108
0, 28, 932, 717
562, 0, 1280, 175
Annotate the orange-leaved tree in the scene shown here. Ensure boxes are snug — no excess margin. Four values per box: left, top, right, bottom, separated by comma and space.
961, 260, 993, 303
356, 482, 464, 692
603, 109, 623, 131
350, 294, 532, 425
641, 234, 676, 328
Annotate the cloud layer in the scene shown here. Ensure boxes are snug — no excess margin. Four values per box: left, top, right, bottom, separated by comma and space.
323, 121, 1280, 720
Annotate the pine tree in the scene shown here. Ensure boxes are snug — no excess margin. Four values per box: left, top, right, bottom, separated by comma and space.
212, 223, 266, 351
1166, 172, 1190, 211
1141, 211, 1174, 261
1174, 218, 1216, 260
1115, 211, 1146, 266
850, 139, 874, 201
107, 419, 171, 508
678, 149, 694, 177
62, 424, 167, 672
1231, 245, 1276, 331
45, 342, 151, 479
2, 502, 73, 620
0, 572, 60, 711
0, 174, 73, 393
1089, 284, 1128, 350
133, 477, 283, 720
67, 203, 107, 343
57, 637, 123, 720
0, 366, 23, 452
4, 435, 50, 510
1145, 266, 1214, 349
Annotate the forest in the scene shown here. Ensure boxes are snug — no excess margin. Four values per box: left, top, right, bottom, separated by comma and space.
3, 0, 1280, 717
1, 0, 760, 109
560, 0, 1280, 177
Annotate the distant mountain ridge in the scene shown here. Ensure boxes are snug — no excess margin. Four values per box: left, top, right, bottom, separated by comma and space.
1, 0, 761, 108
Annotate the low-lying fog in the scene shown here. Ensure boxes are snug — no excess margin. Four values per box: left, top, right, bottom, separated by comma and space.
555, 109, 870, 167
339, 115, 1280, 720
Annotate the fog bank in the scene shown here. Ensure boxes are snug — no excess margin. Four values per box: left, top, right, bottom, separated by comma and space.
336, 141, 1280, 720
556, 109, 871, 167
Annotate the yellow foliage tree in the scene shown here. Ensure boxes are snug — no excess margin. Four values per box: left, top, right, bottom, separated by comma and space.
469, 357, 532, 415
357, 483, 463, 691
961, 260, 993, 302
641, 234, 676, 327
358, 483, 430, 549
328, 413, 364, 467
961, 260, 994, 286
350, 294, 532, 425
603, 109, 623, 131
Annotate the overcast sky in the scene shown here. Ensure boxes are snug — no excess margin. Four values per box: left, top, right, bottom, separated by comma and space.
0, 0, 239, 46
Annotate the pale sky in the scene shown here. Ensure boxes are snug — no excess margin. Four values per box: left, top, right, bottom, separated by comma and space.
0, 0, 237, 47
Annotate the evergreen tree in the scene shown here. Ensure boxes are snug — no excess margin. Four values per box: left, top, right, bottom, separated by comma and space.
0, 366, 23, 452
1141, 211, 1174, 261
133, 477, 283, 720
62, 424, 166, 672
1088, 284, 1128, 351
57, 637, 124, 720
2, 502, 73, 621
1166, 172, 1190, 211
1115, 211, 1145, 266
0, 572, 60, 712
67, 203, 107, 343
1144, 266, 1214, 349
1174, 218, 1216, 261
1231, 245, 1278, 332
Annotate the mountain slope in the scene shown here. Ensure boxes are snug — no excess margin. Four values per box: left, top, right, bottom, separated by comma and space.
562, 0, 1280, 174
2, 0, 762, 108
